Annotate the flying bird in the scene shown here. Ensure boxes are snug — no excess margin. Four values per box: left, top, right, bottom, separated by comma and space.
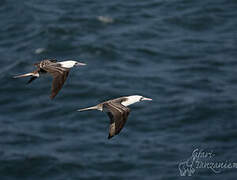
14, 59, 86, 99
78, 95, 152, 139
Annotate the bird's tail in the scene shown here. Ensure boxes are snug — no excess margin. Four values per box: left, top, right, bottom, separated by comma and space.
13, 73, 35, 78
77, 105, 98, 112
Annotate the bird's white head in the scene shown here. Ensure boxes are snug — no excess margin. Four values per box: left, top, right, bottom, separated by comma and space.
121, 95, 152, 107
59, 60, 86, 68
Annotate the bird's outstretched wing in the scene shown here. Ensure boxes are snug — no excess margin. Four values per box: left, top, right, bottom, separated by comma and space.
41, 63, 70, 99
103, 102, 130, 139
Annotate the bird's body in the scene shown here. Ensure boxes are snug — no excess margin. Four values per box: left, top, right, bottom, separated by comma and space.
14, 59, 86, 99
78, 95, 152, 139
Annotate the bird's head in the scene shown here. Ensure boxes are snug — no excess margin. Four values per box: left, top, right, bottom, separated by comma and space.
74, 61, 87, 67
122, 95, 152, 106
60, 60, 86, 68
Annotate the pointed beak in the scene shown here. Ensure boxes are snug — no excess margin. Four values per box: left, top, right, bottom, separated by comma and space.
76, 62, 87, 66
142, 97, 152, 101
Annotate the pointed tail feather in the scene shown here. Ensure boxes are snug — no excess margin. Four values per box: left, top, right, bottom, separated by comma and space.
13, 73, 35, 78
77, 105, 98, 112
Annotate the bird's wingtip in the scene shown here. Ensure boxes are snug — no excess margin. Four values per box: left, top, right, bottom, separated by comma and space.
50, 95, 55, 100
108, 134, 113, 139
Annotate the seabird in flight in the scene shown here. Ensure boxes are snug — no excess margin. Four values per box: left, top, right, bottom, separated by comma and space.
78, 95, 152, 139
14, 59, 86, 99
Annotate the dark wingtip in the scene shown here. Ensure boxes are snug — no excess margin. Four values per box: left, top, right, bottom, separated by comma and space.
108, 135, 113, 139
26, 77, 37, 85
50, 92, 57, 100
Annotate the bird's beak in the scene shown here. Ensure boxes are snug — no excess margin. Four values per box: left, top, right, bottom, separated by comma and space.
76, 62, 87, 66
142, 97, 152, 101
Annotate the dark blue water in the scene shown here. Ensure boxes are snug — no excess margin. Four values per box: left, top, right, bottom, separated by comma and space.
1, 0, 237, 179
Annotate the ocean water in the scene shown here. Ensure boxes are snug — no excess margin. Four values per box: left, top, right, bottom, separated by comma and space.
0, 0, 237, 179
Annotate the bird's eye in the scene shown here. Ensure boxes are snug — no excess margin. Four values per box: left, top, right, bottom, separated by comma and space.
140, 97, 143, 101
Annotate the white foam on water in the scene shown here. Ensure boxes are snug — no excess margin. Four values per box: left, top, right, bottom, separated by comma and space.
97, 16, 114, 24
35, 48, 46, 54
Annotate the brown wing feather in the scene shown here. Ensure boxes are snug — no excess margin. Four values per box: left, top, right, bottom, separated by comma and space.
41, 64, 70, 99
104, 102, 130, 139
50, 70, 69, 99
114, 103, 130, 134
